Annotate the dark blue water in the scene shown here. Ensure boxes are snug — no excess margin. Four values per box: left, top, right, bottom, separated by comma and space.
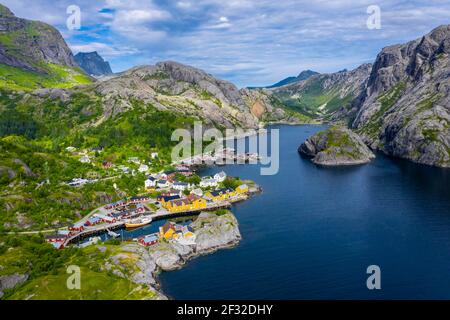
158, 125, 450, 299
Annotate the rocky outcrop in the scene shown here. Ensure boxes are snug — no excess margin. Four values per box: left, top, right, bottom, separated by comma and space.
0, 4, 78, 73
352, 25, 450, 168
0, 273, 28, 298
74, 52, 113, 77
299, 126, 375, 166
103, 212, 241, 299
89, 61, 260, 128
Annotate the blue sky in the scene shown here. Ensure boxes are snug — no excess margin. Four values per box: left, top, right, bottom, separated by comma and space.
3, 0, 450, 87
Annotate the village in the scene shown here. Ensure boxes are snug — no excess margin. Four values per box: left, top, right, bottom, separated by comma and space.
46, 159, 258, 250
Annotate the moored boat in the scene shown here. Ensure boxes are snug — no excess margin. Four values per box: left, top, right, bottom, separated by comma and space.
125, 217, 152, 228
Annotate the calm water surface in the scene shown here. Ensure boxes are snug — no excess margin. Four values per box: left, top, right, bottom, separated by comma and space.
154, 124, 450, 299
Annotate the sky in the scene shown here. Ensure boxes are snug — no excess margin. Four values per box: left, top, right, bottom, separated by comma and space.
2, 0, 450, 87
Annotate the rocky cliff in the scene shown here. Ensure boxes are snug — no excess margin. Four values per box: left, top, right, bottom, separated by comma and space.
352, 25, 450, 167
0, 4, 77, 73
75, 52, 113, 77
299, 126, 375, 166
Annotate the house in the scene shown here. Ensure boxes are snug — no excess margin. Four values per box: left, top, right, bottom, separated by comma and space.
175, 164, 190, 171
187, 194, 207, 210
160, 189, 182, 198
128, 196, 150, 203
157, 179, 170, 188
236, 184, 249, 194
159, 221, 176, 239
92, 147, 103, 153
139, 234, 159, 246
45, 234, 67, 243
65, 146, 76, 152
138, 164, 149, 173
118, 166, 130, 174
172, 181, 190, 191
151, 152, 158, 159
69, 222, 85, 232
205, 188, 236, 202
51, 242, 65, 249
84, 216, 103, 227
157, 195, 181, 207
79, 155, 91, 164
199, 177, 218, 188
181, 225, 195, 238
213, 171, 227, 182
93, 214, 116, 224
145, 176, 157, 189
190, 188, 203, 197
102, 161, 113, 169
166, 198, 192, 213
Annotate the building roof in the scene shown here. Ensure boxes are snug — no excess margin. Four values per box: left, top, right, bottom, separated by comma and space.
169, 198, 191, 206
142, 234, 158, 243
45, 234, 66, 240
210, 188, 233, 197
158, 195, 181, 202
161, 221, 176, 233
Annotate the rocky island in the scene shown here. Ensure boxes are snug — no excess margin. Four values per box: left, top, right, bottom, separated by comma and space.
298, 126, 375, 166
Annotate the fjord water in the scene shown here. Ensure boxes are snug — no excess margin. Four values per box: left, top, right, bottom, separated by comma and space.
159, 125, 450, 299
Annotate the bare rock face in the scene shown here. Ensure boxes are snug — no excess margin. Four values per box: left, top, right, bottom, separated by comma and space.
353, 25, 450, 168
92, 61, 260, 128
74, 52, 113, 77
299, 127, 375, 166
0, 4, 78, 73
0, 273, 28, 298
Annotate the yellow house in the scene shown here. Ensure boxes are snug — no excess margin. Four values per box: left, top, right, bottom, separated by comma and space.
159, 221, 176, 239
166, 198, 191, 213
236, 184, 249, 194
187, 195, 207, 210
206, 188, 236, 202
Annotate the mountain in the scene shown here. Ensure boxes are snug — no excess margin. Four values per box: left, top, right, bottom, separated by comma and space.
352, 25, 450, 167
0, 4, 91, 90
267, 70, 319, 88
74, 51, 113, 77
270, 64, 372, 121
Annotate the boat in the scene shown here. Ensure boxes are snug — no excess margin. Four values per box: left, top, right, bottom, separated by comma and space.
125, 217, 152, 229
107, 229, 120, 238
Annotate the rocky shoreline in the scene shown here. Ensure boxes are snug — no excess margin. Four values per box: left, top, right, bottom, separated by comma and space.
102, 211, 242, 299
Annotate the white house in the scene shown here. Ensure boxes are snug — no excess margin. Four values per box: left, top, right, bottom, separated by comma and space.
190, 188, 203, 197
138, 164, 149, 173
145, 176, 157, 189
151, 152, 159, 159
157, 179, 170, 188
214, 171, 227, 182
172, 181, 190, 191
199, 178, 218, 188
79, 155, 91, 164
66, 146, 76, 152
128, 157, 140, 164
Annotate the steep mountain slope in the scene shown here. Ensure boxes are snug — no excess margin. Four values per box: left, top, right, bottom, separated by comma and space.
90, 61, 261, 129
352, 25, 450, 167
0, 4, 91, 90
266, 70, 319, 88
75, 51, 113, 76
271, 64, 372, 122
